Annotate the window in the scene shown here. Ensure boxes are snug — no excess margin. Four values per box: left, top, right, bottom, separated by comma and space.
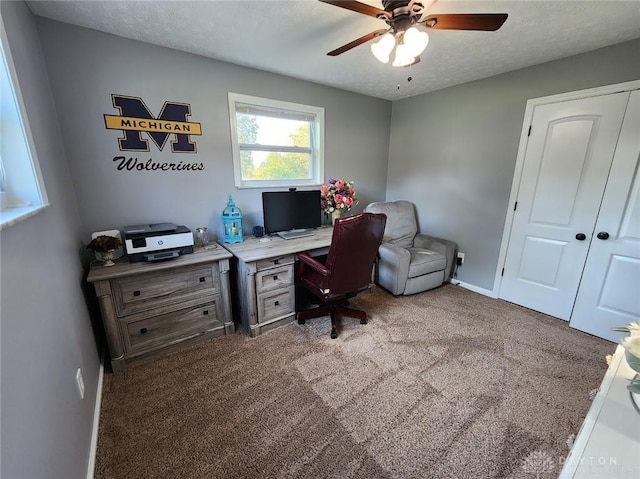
0, 24, 48, 230
228, 93, 324, 189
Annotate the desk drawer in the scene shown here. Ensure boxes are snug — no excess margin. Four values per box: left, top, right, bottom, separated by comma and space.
113, 264, 219, 317
257, 286, 295, 322
123, 299, 222, 353
256, 254, 295, 272
255, 264, 294, 294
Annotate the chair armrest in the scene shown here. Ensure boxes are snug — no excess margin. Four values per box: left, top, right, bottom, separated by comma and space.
376, 243, 411, 295
297, 252, 331, 276
414, 234, 458, 279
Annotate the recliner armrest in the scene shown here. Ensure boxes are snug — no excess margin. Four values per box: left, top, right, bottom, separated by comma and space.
297, 252, 331, 276
376, 242, 411, 295
413, 234, 458, 279
378, 242, 411, 265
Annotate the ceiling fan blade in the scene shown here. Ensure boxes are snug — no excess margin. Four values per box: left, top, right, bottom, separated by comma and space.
421, 13, 508, 31
318, 0, 386, 18
327, 29, 388, 56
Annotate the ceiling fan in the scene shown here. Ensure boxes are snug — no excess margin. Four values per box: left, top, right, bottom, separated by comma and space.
319, 0, 508, 67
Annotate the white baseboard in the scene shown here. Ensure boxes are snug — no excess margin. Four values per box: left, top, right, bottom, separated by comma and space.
87, 357, 104, 479
449, 279, 498, 298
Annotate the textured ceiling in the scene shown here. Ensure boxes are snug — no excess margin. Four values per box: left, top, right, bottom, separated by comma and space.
27, 0, 640, 101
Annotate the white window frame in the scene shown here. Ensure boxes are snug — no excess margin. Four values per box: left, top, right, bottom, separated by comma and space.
228, 92, 324, 189
0, 23, 48, 230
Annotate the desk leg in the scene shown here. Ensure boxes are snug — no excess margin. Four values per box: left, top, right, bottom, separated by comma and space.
295, 259, 305, 313
218, 258, 235, 334
244, 264, 260, 337
94, 280, 125, 370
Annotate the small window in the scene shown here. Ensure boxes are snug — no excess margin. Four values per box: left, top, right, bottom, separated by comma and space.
228, 93, 324, 189
0, 25, 48, 229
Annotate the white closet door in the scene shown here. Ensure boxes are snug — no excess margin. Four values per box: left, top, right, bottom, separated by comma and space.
499, 92, 630, 319
570, 90, 640, 341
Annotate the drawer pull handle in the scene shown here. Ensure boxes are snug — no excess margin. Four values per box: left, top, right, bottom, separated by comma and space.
203, 310, 209, 315
274, 259, 279, 265
140, 327, 148, 334
273, 275, 278, 280
199, 277, 206, 282
133, 290, 141, 297
274, 301, 280, 306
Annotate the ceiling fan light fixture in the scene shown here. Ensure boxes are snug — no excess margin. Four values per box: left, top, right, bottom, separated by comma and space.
322, 0, 509, 68
371, 33, 396, 63
403, 26, 429, 57
391, 43, 415, 67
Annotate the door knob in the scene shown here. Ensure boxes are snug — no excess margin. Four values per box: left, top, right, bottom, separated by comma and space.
597, 232, 610, 240
575, 233, 586, 241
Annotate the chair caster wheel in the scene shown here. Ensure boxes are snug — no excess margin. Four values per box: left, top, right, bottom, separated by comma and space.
297, 317, 306, 325
360, 318, 368, 325
330, 330, 337, 339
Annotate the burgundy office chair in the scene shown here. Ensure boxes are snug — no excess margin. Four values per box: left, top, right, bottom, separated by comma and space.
296, 212, 387, 339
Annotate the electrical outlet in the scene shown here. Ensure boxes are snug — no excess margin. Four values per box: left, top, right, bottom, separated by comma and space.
76, 368, 85, 400
457, 252, 465, 266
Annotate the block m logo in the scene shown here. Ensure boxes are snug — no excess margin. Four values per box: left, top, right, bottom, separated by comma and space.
104, 95, 202, 153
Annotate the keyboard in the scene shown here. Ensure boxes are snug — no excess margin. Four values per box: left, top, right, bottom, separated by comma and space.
277, 229, 315, 240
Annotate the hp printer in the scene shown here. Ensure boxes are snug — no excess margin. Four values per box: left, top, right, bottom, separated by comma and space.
123, 222, 194, 262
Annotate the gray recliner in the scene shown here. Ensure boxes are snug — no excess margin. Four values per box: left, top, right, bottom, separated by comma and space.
364, 200, 457, 295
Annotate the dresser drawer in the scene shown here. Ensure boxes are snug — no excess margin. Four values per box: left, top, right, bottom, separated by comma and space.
123, 300, 222, 353
257, 286, 295, 323
255, 264, 294, 294
113, 264, 219, 317
256, 254, 295, 272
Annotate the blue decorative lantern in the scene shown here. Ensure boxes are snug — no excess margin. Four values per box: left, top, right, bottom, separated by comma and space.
222, 195, 243, 243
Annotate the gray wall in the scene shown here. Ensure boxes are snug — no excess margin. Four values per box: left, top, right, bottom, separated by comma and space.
387, 39, 640, 291
35, 19, 392, 240
0, 2, 100, 479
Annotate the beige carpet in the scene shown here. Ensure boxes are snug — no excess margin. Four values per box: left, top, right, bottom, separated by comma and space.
95, 284, 614, 479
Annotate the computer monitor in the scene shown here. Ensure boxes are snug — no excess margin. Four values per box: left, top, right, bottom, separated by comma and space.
262, 190, 322, 235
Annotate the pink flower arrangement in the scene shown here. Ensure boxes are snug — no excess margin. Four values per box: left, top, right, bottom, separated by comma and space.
320, 178, 358, 214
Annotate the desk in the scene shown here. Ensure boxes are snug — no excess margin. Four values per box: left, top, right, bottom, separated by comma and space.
87, 246, 234, 371
221, 227, 333, 336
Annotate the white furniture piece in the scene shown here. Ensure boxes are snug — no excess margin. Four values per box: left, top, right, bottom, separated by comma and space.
221, 226, 333, 337
87, 246, 234, 372
559, 345, 640, 478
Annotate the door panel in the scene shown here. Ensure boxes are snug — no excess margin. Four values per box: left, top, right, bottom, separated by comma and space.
571, 90, 640, 341
530, 119, 596, 225
518, 237, 566, 287
620, 171, 640, 239
599, 255, 640, 316
500, 92, 630, 319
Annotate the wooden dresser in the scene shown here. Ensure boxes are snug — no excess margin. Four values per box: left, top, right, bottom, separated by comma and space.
87, 246, 234, 372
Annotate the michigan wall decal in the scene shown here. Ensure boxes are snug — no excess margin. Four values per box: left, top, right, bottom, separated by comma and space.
104, 94, 205, 171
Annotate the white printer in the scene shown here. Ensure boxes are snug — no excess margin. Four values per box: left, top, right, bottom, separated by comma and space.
123, 222, 194, 262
